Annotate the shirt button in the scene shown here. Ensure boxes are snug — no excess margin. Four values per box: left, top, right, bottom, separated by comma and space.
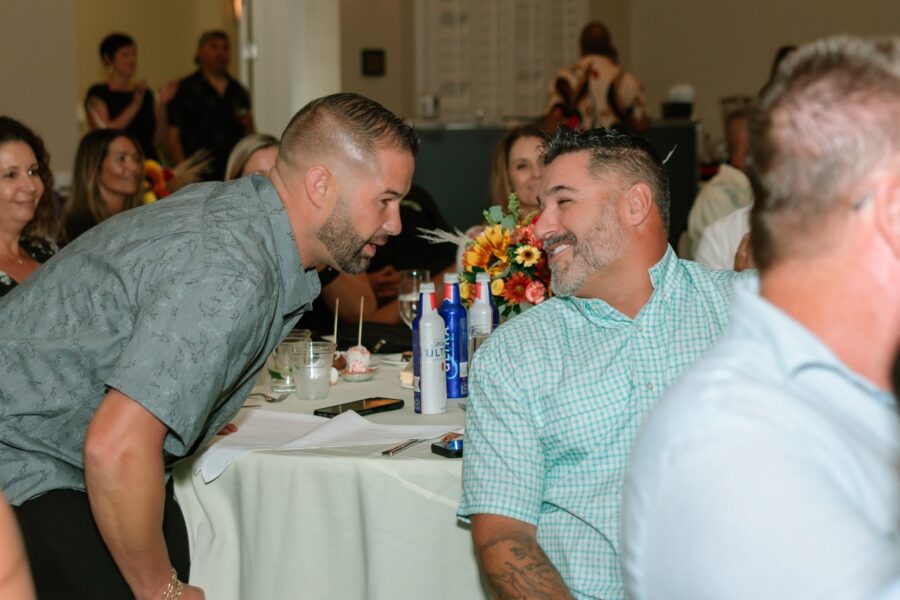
646, 382, 653, 391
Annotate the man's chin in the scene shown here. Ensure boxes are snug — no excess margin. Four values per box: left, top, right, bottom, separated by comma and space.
337, 256, 372, 276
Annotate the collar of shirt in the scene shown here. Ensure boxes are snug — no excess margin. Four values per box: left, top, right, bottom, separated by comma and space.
730, 276, 892, 406
564, 245, 679, 329
252, 175, 321, 316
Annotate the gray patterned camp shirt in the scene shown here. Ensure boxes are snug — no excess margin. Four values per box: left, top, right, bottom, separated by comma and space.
0, 175, 320, 505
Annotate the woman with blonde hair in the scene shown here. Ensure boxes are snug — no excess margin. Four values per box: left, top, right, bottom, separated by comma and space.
0, 116, 60, 297
488, 124, 545, 215
224, 133, 278, 180
62, 129, 144, 243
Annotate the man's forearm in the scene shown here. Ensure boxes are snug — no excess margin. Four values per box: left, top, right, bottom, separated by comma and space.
84, 391, 175, 600
471, 515, 574, 600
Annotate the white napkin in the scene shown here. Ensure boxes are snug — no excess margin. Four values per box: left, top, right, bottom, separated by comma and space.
193, 409, 454, 483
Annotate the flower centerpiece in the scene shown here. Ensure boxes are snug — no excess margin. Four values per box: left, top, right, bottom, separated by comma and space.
143, 150, 214, 204
459, 194, 552, 316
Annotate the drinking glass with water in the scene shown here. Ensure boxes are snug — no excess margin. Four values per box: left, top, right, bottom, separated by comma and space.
398, 268, 431, 328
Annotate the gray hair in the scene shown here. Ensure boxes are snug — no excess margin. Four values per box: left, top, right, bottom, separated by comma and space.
749, 35, 900, 269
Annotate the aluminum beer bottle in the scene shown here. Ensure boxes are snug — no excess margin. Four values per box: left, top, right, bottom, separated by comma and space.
438, 274, 468, 399
468, 272, 499, 334
415, 283, 447, 414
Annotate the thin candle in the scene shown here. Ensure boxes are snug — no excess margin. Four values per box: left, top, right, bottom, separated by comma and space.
333, 298, 339, 342
357, 296, 364, 347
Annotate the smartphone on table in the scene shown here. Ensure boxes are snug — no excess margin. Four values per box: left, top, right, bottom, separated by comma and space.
431, 438, 463, 458
313, 397, 404, 418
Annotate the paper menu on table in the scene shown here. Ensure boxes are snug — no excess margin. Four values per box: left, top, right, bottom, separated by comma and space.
193, 409, 455, 483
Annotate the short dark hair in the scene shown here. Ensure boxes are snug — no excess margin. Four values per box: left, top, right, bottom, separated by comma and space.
580, 21, 617, 60
0, 116, 59, 243
99, 33, 135, 62
279, 93, 419, 168
542, 127, 670, 227
197, 30, 229, 49
749, 36, 900, 270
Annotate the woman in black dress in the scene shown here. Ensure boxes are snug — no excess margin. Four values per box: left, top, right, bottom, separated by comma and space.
0, 117, 60, 298
85, 33, 176, 161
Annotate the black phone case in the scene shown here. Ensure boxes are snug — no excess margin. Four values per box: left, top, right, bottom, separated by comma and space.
314, 398, 404, 418
431, 440, 463, 458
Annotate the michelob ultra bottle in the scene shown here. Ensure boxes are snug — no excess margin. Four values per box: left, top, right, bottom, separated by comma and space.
438, 274, 468, 399
468, 272, 499, 332
414, 282, 447, 414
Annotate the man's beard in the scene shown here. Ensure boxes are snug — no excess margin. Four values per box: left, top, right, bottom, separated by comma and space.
546, 201, 624, 297
316, 195, 379, 275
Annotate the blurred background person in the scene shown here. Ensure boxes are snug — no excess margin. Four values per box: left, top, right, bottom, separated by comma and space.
85, 33, 175, 162
62, 129, 144, 243
542, 21, 648, 133
685, 106, 753, 257
0, 116, 60, 298
224, 133, 278, 180
167, 30, 253, 180
489, 124, 545, 215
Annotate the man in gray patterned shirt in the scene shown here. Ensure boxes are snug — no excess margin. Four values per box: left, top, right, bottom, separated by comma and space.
0, 93, 418, 599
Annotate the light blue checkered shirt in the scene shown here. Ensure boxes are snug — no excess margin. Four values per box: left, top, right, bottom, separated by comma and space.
458, 247, 745, 599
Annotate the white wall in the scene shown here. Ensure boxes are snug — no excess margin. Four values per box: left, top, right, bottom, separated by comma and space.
340, 0, 415, 119
629, 0, 900, 149
2, 0, 80, 186
250, 0, 342, 136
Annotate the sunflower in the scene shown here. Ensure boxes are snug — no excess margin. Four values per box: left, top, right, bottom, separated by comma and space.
514, 245, 541, 267
463, 243, 491, 271
479, 225, 512, 263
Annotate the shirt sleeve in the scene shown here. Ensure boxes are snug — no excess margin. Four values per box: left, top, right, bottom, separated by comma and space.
105, 266, 275, 457
458, 329, 545, 525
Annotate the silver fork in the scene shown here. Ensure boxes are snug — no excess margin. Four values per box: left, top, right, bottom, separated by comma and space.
247, 392, 290, 403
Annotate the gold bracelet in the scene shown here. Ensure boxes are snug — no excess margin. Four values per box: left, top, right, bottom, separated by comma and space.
162, 568, 182, 600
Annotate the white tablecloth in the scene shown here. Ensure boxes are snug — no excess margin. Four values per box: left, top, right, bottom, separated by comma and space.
173, 361, 488, 599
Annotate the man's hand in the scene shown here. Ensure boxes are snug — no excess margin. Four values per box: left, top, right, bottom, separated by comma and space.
367, 266, 401, 302
182, 583, 205, 599
470, 514, 574, 600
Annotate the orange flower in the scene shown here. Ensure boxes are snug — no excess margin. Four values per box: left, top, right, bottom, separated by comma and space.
479, 225, 512, 263
490, 278, 504, 296
463, 243, 491, 271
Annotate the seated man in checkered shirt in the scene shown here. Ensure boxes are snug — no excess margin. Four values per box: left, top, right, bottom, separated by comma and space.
458, 127, 747, 600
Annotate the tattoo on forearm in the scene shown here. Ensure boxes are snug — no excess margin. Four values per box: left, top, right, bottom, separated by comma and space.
477, 530, 572, 599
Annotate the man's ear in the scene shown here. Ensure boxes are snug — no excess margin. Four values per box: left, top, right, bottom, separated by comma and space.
621, 182, 654, 226
304, 166, 331, 209
874, 173, 900, 258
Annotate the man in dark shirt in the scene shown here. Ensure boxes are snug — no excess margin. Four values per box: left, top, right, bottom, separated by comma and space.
166, 30, 254, 180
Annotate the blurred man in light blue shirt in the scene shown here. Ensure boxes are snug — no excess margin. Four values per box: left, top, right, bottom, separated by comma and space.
624, 36, 900, 600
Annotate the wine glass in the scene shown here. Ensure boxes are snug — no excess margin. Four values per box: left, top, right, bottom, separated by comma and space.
398, 268, 431, 328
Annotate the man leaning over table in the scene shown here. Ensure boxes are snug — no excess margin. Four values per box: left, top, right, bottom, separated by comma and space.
458, 126, 747, 599
623, 36, 900, 600
0, 92, 417, 600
